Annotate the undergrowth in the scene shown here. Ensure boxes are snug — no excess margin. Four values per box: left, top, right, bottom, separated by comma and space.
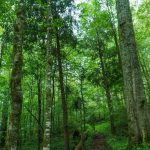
95, 122, 150, 150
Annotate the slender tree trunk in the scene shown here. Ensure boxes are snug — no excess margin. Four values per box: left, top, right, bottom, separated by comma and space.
0, 94, 9, 148
0, 35, 8, 148
116, 0, 150, 147
51, 66, 56, 134
43, 1, 53, 149
80, 71, 86, 131
28, 77, 34, 140
96, 31, 116, 134
37, 72, 42, 150
6, 1, 24, 149
42, 80, 45, 130
56, 28, 70, 150
106, 0, 121, 64
43, 50, 52, 150
105, 1, 126, 107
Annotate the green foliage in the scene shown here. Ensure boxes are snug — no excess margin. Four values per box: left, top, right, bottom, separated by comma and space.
95, 122, 127, 150
0, 0, 149, 149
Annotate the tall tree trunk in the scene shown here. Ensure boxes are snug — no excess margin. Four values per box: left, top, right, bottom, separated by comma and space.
29, 80, 33, 140
51, 66, 56, 135
96, 31, 116, 134
6, 1, 24, 149
0, 94, 9, 148
43, 1, 53, 149
80, 69, 86, 131
37, 71, 42, 150
0, 34, 8, 148
116, 0, 150, 147
56, 28, 70, 150
43, 51, 52, 150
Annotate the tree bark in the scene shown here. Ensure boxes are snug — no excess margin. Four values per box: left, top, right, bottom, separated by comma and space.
43, 1, 53, 149
116, 0, 150, 147
56, 28, 70, 150
0, 94, 9, 148
80, 69, 86, 132
6, 1, 24, 149
37, 71, 42, 150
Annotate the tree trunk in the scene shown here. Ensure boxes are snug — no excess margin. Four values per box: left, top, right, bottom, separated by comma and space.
80, 70, 86, 131
37, 72, 42, 150
56, 28, 70, 150
51, 66, 56, 135
105, 0, 121, 66
96, 31, 116, 134
6, 1, 24, 149
0, 34, 8, 149
43, 50, 52, 150
29, 80, 33, 140
116, 0, 150, 147
0, 94, 9, 148
43, 1, 53, 149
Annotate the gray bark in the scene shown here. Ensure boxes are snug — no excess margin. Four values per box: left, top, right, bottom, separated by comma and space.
43, 0, 53, 149
56, 26, 70, 150
6, 1, 24, 149
116, 0, 150, 147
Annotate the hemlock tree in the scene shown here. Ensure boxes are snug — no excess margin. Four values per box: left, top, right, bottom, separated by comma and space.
6, 0, 24, 149
116, 0, 150, 147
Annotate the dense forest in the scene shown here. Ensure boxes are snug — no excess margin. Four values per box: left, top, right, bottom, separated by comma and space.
0, 0, 150, 150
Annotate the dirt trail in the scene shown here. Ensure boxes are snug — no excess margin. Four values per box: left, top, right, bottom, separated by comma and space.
92, 134, 111, 150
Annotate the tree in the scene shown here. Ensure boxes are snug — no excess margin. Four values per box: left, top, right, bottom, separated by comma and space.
116, 0, 150, 147
0, 91, 9, 148
6, 0, 24, 149
56, 26, 70, 150
96, 30, 116, 134
43, 0, 53, 149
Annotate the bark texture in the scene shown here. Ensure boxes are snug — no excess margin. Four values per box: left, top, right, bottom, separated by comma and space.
0, 95, 9, 148
37, 72, 42, 150
6, 1, 24, 150
43, 0, 53, 149
56, 28, 70, 150
43, 50, 52, 150
116, 0, 150, 147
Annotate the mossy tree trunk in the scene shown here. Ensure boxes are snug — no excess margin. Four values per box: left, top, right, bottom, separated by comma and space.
56, 28, 70, 150
0, 94, 9, 148
6, 0, 24, 149
116, 0, 150, 147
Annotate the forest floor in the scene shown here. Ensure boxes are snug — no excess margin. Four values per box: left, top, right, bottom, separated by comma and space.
92, 133, 111, 150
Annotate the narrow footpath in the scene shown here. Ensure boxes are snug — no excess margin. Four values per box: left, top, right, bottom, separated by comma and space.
92, 134, 111, 150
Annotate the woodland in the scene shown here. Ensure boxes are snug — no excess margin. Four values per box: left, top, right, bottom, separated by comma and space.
0, 0, 150, 150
